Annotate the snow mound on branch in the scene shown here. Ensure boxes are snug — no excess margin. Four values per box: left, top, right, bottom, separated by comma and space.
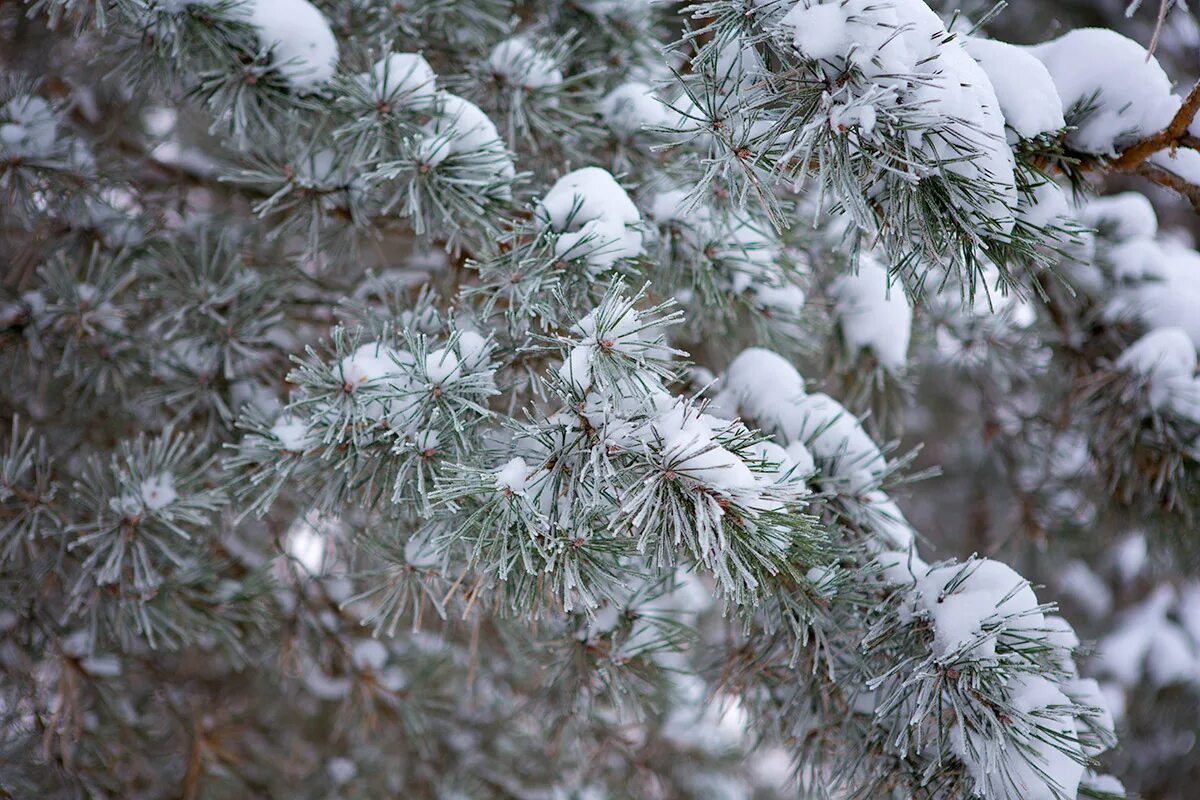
537, 167, 643, 268
367, 53, 437, 108
426, 94, 505, 155
953, 674, 1085, 800
270, 416, 311, 452
829, 256, 912, 371
420, 93, 515, 183
488, 37, 563, 90
496, 457, 529, 494
792, 393, 886, 484
599, 82, 671, 137
0, 95, 57, 158
711, 347, 807, 434
964, 37, 1065, 141
1097, 585, 1200, 688
651, 400, 756, 493
1031, 28, 1180, 155
240, 0, 339, 91
1079, 192, 1158, 241
1115, 327, 1197, 409
916, 559, 1043, 660
775, 0, 1018, 231
713, 345, 1110, 800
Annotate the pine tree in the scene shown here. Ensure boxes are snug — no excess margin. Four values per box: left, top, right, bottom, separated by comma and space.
2, 0, 1200, 797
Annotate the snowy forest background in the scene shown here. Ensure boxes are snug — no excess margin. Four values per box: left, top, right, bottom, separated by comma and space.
3, 0, 1200, 798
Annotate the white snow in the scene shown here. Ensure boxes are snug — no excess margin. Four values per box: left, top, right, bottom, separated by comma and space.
338, 342, 401, 391
954, 674, 1084, 800
285, 516, 328, 574
424, 348, 460, 384
0, 95, 57, 158
240, 0, 339, 91
368, 53, 437, 108
653, 401, 756, 493
714, 347, 806, 428
270, 417, 310, 451
829, 256, 913, 371
916, 558, 1042, 660
1149, 146, 1200, 186
1080, 192, 1158, 241
1031, 28, 1180, 155
779, 3, 850, 63
775, 0, 1019, 231
536, 167, 643, 268
965, 37, 1065, 141
417, 94, 515, 187
599, 82, 671, 137
425, 93, 508, 158
1115, 327, 1197, 408
488, 37, 563, 90
792, 393, 886, 483
496, 457, 529, 494
140, 473, 178, 511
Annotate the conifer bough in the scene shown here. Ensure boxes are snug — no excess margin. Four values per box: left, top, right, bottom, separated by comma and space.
2, 0, 1200, 797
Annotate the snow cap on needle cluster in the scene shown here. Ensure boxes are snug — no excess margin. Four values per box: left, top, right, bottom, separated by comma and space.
775, 0, 1018, 231
1080, 193, 1200, 427
421, 93, 514, 181
829, 255, 912, 371
713, 345, 1110, 800
1030, 28, 1180, 156
365, 53, 437, 108
558, 298, 649, 393
328, 336, 492, 428
487, 37, 563, 90
236, 0, 339, 91
0, 95, 58, 159
537, 167, 643, 269
963, 37, 1065, 142
599, 82, 671, 137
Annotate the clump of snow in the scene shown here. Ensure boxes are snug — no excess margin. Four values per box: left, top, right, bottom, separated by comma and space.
367, 53, 437, 108
1031, 28, 1179, 155
496, 457, 529, 494
965, 37, 1065, 141
423, 93, 510, 165
415, 94, 515, 189
0, 95, 57, 158
270, 416, 310, 452
1018, 179, 1075, 231
536, 167, 643, 268
140, 473, 178, 511
775, 0, 1019, 231
285, 514, 329, 575
1080, 192, 1158, 241
792, 393, 886, 484
488, 37, 563, 90
916, 558, 1043, 660
779, 2, 850, 63
712, 347, 806, 428
338, 342, 401, 392
829, 256, 913, 371
599, 82, 671, 137
954, 674, 1085, 800
424, 348, 460, 384
1149, 146, 1200, 187
652, 400, 756, 494
333, 342, 413, 420
1115, 327, 1197, 408
240, 0, 339, 91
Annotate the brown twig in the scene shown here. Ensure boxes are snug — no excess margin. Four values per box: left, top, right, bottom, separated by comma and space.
1108, 79, 1200, 171
1133, 160, 1200, 212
